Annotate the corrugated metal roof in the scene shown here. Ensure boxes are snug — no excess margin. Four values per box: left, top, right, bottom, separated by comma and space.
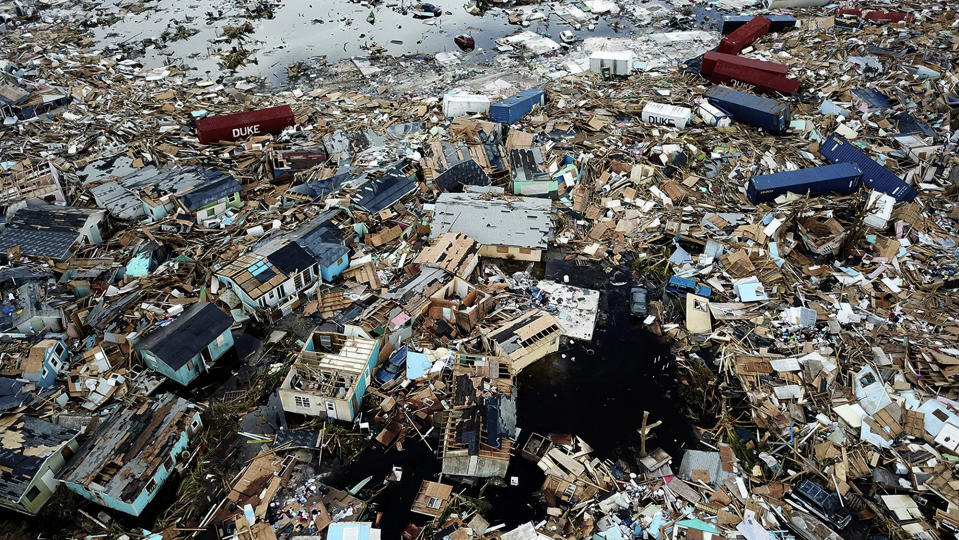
431, 191, 551, 249
819, 134, 918, 202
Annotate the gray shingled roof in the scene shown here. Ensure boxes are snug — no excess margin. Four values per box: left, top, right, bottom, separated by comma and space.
136, 302, 232, 370
176, 170, 241, 211
90, 166, 239, 219
0, 204, 100, 260
0, 416, 77, 502
0, 228, 79, 260
352, 171, 417, 213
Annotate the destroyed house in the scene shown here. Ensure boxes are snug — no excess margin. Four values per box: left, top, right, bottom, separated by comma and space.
351, 161, 418, 214
440, 355, 516, 478
22, 338, 69, 388
411, 480, 453, 518
0, 204, 105, 261
487, 310, 562, 372
431, 189, 552, 262
420, 132, 510, 181
0, 81, 70, 123
510, 148, 547, 183
60, 394, 202, 517
216, 242, 321, 316
428, 277, 496, 332
272, 148, 328, 180
278, 331, 380, 422
283, 171, 348, 204
433, 159, 491, 192
173, 169, 243, 224
135, 302, 235, 386
0, 414, 79, 515
89, 166, 241, 223
10, 282, 63, 334
0, 159, 68, 209
282, 212, 350, 281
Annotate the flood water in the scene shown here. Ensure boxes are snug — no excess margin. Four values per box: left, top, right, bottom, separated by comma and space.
324, 254, 694, 537
76, 0, 638, 84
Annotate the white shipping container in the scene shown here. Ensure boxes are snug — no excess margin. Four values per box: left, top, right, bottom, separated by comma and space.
589, 50, 634, 76
442, 94, 490, 118
697, 101, 732, 127
641, 102, 692, 129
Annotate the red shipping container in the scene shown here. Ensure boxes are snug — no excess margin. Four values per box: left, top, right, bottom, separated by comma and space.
711, 61, 800, 95
835, 7, 862, 17
196, 105, 295, 144
835, 8, 910, 23
701, 51, 788, 77
717, 16, 771, 55
863, 10, 910, 23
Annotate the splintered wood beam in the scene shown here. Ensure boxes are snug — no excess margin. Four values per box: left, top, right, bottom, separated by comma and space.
637, 410, 662, 458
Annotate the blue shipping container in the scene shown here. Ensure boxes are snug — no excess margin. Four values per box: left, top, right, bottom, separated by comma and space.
705, 86, 790, 134
490, 88, 545, 124
722, 14, 797, 34
747, 163, 862, 204
818, 134, 918, 202
666, 276, 712, 297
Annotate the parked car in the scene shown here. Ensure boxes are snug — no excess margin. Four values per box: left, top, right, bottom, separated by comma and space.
629, 287, 648, 317
375, 346, 409, 384
666, 275, 712, 297
793, 479, 853, 530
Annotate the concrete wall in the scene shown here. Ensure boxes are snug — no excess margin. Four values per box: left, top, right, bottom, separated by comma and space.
441, 453, 509, 478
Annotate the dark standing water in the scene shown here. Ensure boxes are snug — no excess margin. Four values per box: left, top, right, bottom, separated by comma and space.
324, 254, 694, 537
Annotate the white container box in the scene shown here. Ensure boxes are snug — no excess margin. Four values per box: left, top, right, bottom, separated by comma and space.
642, 102, 692, 129
697, 101, 732, 127
442, 94, 490, 118
589, 50, 635, 76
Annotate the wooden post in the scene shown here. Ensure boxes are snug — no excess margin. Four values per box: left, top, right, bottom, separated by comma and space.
637, 410, 662, 458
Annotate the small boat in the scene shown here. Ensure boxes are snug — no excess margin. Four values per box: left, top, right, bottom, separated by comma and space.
367, 10, 375, 23
412, 3, 442, 18
455, 34, 475, 51
560, 30, 577, 44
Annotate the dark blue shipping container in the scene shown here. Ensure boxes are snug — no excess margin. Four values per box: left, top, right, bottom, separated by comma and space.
819, 134, 918, 202
721, 14, 797, 34
747, 163, 862, 203
705, 86, 790, 134
490, 88, 545, 124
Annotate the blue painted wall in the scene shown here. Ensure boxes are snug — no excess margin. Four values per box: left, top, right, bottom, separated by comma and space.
139, 329, 234, 386
62, 412, 200, 516
37, 340, 69, 388
349, 340, 380, 418
321, 252, 350, 282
